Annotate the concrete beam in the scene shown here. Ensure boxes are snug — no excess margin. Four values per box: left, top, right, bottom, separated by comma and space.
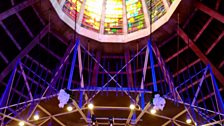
125, 49, 134, 88
177, 28, 224, 86
0, 0, 39, 21
0, 24, 49, 83
195, 1, 224, 23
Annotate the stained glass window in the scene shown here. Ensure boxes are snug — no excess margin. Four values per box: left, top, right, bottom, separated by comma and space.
104, 0, 123, 34
170, 0, 175, 3
56, 0, 180, 42
146, 0, 166, 23
81, 0, 104, 32
63, 0, 83, 21
126, 0, 145, 33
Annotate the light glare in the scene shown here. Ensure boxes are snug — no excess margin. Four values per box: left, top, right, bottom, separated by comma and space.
150, 109, 156, 114
186, 119, 192, 124
18, 121, 25, 126
129, 104, 135, 110
67, 106, 73, 111
33, 114, 40, 120
88, 103, 94, 110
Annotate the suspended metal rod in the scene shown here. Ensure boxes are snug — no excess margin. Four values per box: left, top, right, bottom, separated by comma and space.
67, 39, 80, 90
80, 44, 147, 106
191, 67, 208, 105
148, 40, 157, 92
71, 87, 151, 93
0, 61, 19, 111
19, 62, 33, 100
125, 49, 134, 88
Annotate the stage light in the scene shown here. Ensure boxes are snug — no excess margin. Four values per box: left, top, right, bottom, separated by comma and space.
129, 104, 135, 110
91, 114, 96, 126
18, 121, 25, 126
150, 108, 156, 114
33, 114, 40, 120
67, 105, 73, 112
186, 114, 192, 124
186, 118, 192, 124
109, 117, 114, 126
88, 103, 94, 110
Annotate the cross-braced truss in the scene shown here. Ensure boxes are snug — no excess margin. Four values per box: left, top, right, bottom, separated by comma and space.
0, 0, 224, 126
0, 39, 223, 126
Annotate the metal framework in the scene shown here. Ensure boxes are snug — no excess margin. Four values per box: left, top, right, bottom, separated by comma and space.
1, 38, 224, 125
0, 0, 224, 126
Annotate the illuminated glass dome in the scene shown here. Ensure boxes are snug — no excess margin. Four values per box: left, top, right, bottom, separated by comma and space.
51, 0, 181, 43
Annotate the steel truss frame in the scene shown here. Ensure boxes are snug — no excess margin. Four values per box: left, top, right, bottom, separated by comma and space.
0, 38, 223, 126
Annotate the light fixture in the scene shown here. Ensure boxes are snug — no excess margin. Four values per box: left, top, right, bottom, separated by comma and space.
186, 114, 192, 124
88, 103, 94, 110
91, 115, 96, 126
67, 105, 73, 111
129, 104, 135, 110
33, 111, 40, 121
33, 114, 40, 120
18, 121, 25, 126
186, 118, 192, 124
109, 117, 114, 126
150, 108, 156, 114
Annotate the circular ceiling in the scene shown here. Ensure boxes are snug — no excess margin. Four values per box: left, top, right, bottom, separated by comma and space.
50, 0, 181, 43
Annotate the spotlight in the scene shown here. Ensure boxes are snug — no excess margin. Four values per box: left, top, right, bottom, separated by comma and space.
18, 121, 25, 126
66, 105, 73, 112
186, 118, 192, 124
129, 104, 135, 110
109, 117, 114, 126
150, 108, 156, 114
91, 115, 96, 126
186, 114, 192, 124
33, 114, 40, 120
88, 103, 94, 110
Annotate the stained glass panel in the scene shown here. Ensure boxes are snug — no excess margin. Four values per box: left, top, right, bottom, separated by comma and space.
146, 0, 166, 23
126, 0, 145, 33
104, 0, 123, 34
170, 0, 175, 4
81, 0, 104, 32
63, 0, 83, 21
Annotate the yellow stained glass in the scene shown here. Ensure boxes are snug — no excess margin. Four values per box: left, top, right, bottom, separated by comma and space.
63, 0, 83, 21
146, 0, 166, 23
81, 0, 104, 32
126, 0, 145, 33
104, 0, 123, 34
